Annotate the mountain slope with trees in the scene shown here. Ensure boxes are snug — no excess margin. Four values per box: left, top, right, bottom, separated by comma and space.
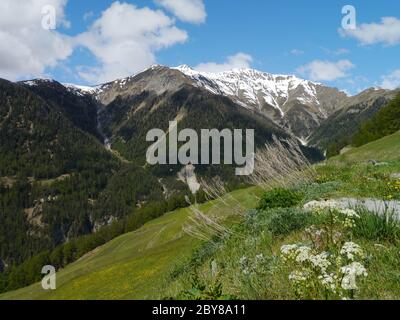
308, 88, 397, 156
352, 91, 400, 147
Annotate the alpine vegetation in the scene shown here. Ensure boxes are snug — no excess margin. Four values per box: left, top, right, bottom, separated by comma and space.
281, 203, 368, 300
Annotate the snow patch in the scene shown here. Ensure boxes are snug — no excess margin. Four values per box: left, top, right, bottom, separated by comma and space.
173, 65, 323, 118
63, 83, 99, 95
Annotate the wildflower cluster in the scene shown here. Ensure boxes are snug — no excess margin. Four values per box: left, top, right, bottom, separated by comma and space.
304, 201, 360, 231
340, 262, 368, 291
340, 242, 364, 261
386, 179, 400, 200
281, 244, 331, 273
303, 199, 340, 214
394, 179, 400, 191
341, 208, 360, 229
281, 202, 368, 299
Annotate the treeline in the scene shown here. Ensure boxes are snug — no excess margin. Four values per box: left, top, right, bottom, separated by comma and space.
0, 178, 51, 265
326, 92, 400, 158
352, 92, 400, 147
0, 162, 187, 266
0, 189, 209, 294
0, 79, 119, 179
0, 171, 112, 265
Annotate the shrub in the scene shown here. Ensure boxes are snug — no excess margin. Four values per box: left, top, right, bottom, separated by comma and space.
257, 188, 303, 210
171, 267, 235, 300
267, 208, 312, 236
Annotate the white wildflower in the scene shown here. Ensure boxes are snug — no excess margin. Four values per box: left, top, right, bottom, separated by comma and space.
343, 217, 357, 229
340, 242, 364, 261
295, 246, 312, 263
303, 200, 342, 212
289, 270, 309, 283
309, 252, 331, 272
340, 209, 360, 219
281, 244, 299, 261
318, 273, 337, 292
281, 244, 298, 254
341, 262, 368, 290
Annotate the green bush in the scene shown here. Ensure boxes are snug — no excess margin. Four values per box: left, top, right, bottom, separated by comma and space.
257, 188, 303, 210
173, 273, 235, 300
266, 208, 312, 236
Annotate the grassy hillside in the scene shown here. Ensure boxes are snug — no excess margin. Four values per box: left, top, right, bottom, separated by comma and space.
333, 130, 400, 163
161, 154, 400, 300
3, 132, 400, 300
0, 187, 261, 300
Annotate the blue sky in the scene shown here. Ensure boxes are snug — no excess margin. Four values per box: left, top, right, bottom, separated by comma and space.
1, 0, 400, 94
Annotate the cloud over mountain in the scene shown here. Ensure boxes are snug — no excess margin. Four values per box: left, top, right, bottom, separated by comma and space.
380, 69, 400, 90
194, 53, 253, 73
76, 2, 188, 83
297, 60, 355, 82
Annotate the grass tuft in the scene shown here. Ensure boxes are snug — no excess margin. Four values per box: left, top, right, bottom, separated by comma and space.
354, 206, 400, 243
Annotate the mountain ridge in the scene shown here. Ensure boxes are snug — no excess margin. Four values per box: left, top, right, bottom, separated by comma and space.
15, 65, 397, 150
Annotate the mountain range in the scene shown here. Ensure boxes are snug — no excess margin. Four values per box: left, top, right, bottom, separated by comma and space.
0, 64, 397, 272
59, 64, 397, 144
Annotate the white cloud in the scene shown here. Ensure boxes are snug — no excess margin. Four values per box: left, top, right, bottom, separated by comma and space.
340, 17, 400, 46
0, 1, 192, 84
380, 69, 400, 90
297, 60, 355, 81
290, 49, 304, 56
195, 53, 253, 73
0, 0, 73, 81
155, 0, 206, 24
76, 2, 188, 83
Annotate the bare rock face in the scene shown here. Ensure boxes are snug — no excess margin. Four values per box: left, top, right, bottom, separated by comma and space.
72, 65, 350, 141
96, 65, 193, 106
65, 65, 398, 148
174, 65, 348, 140
63, 65, 396, 147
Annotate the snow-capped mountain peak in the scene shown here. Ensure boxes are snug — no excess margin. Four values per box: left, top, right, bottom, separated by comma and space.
173, 65, 329, 117
41, 64, 347, 139
63, 83, 99, 95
